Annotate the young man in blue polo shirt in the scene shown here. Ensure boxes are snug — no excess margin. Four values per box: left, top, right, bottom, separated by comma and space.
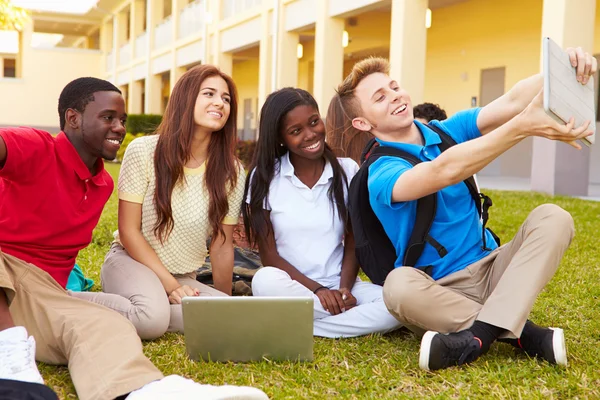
329, 49, 596, 371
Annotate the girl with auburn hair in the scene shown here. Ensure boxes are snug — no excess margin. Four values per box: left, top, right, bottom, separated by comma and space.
73, 64, 245, 339
325, 97, 372, 164
243, 87, 400, 338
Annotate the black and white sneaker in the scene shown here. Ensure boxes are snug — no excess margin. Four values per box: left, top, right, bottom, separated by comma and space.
419, 330, 483, 371
504, 321, 567, 366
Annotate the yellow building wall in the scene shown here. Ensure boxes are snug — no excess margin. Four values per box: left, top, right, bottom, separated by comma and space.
347, 12, 390, 53
0, 49, 103, 131
425, 0, 543, 116
232, 58, 260, 132
593, 4, 600, 54
298, 39, 315, 93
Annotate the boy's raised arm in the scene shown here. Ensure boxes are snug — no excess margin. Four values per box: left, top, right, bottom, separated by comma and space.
476, 47, 596, 135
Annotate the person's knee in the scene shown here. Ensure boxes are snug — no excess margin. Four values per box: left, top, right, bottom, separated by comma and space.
382, 268, 424, 323
251, 267, 286, 296
131, 302, 170, 340
532, 204, 575, 241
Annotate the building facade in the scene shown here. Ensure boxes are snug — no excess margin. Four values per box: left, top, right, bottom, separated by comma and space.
0, 0, 599, 196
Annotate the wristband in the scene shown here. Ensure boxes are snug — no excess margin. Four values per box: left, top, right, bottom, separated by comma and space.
313, 286, 327, 294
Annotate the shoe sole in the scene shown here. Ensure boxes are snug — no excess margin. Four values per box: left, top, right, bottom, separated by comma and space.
550, 327, 567, 366
419, 331, 439, 371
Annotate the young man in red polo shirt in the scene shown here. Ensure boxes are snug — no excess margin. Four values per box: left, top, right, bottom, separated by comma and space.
0, 78, 268, 400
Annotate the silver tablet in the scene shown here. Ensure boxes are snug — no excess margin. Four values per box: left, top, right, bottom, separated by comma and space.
543, 36, 596, 146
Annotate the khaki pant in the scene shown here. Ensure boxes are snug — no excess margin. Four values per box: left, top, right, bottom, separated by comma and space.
71, 243, 225, 340
383, 204, 574, 338
0, 250, 163, 400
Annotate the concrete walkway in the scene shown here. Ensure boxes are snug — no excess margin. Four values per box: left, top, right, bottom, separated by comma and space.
478, 176, 600, 202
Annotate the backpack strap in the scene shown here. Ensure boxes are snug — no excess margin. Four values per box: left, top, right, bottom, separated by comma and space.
369, 146, 444, 272
360, 137, 379, 164
426, 123, 499, 250
349, 153, 399, 285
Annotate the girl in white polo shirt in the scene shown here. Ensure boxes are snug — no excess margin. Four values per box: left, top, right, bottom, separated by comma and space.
243, 88, 401, 338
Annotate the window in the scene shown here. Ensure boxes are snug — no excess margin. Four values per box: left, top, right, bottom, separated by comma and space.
223, 0, 259, 19
3, 58, 16, 78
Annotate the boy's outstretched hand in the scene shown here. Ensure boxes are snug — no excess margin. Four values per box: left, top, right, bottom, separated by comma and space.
518, 89, 593, 149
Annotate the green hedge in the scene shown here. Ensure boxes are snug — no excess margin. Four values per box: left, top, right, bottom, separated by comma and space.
126, 114, 162, 134
116, 132, 144, 161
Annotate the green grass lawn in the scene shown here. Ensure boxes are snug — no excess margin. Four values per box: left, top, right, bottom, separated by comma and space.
40, 162, 600, 399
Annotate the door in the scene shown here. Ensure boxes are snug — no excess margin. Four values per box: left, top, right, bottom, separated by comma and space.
479, 67, 505, 176
243, 98, 253, 140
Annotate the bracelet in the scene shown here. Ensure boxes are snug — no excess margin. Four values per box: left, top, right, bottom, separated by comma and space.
313, 286, 327, 294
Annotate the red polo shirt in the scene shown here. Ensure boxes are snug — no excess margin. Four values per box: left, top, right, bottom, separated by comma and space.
0, 128, 114, 288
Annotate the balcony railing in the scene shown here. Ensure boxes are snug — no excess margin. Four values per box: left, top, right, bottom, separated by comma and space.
119, 42, 130, 66
179, 0, 203, 39
106, 50, 113, 71
135, 32, 147, 59
153, 15, 173, 50
222, 0, 261, 19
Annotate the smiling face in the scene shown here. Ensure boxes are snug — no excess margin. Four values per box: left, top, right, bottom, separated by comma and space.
78, 90, 127, 161
193, 75, 231, 133
351, 72, 414, 137
280, 104, 326, 162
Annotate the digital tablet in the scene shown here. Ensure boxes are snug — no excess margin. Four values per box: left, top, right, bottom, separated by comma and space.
543, 36, 596, 146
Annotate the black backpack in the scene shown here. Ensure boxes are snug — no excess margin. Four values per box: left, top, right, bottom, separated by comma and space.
348, 124, 500, 286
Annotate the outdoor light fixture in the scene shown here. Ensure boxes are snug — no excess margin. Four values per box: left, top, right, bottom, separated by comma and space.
342, 30, 349, 48
297, 43, 303, 59
425, 9, 432, 28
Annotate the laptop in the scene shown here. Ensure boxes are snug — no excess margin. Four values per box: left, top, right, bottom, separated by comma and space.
543, 36, 596, 146
182, 296, 314, 362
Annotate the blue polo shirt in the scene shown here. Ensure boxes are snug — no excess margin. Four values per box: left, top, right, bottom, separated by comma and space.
367, 108, 498, 280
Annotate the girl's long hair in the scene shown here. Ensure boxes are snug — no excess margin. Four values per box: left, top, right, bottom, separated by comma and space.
325, 94, 372, 164
243, 87, 349, 247
153, 64, 239, 243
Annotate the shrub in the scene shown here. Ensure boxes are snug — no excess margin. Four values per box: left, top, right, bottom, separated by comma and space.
126, 114, 162, 134
236, 140, 256, 169
116, 132, 145, 161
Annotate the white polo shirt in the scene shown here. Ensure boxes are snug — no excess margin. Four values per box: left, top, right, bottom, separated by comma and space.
248, 153, 359, 285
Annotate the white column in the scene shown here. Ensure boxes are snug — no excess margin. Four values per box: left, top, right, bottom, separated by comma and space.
530, 0, 596, 196
276, 3, 299, 90
388, 0, 428, 105
313, 0, 344, 113
170, 0, 185, 92
258, 10, 272, 109
145, 0, 162, 114
112, 16, 119, 81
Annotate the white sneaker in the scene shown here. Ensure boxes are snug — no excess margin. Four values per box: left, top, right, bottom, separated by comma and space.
126, 375, 269, 400
0, 326, 44, 384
